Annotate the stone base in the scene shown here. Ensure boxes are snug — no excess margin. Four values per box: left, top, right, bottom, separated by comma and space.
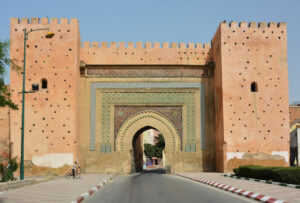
81, 151, 215, 174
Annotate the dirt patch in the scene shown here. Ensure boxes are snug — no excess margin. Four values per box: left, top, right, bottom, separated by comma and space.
16, 161, 72, 177
227, 152, 287, 172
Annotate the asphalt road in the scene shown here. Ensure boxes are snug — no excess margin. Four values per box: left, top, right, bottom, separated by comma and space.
86, 169, 255, 203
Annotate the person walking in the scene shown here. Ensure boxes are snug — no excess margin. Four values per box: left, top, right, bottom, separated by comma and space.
72, 161, 77, 179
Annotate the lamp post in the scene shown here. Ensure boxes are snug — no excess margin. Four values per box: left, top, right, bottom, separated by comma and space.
20, 28, 54, 180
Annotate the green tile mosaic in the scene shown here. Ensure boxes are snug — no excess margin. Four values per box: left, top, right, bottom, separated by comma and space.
90, 82, 205, 152
101, 92, 195, 150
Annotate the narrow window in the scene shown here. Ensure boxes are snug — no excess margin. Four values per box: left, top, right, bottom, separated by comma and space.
251, 82, 258, 92
42, 79, 48, 89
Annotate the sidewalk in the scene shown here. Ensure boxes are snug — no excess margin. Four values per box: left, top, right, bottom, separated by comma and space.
0, 176, 59, 192
177, 173, 300, 203
0, 174, 113, 203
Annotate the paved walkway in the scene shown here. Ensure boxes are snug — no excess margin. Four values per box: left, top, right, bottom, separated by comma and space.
0, 174, 112, 203
179, 173, 300, 203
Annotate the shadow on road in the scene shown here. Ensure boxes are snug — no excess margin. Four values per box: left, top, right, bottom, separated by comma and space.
139, 168, 166, 174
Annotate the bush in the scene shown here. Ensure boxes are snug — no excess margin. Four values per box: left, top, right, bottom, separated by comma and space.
236, 165, 300, 185
0, 157, 18, 182
239, 165, 273, 180
233, 168, 240, 176
272, 167, 300, 185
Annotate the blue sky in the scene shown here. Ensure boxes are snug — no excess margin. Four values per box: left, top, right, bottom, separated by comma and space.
1, 0, 299, 103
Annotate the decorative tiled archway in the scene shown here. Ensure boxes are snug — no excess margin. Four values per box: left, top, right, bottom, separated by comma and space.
90, 82, 206, 152
115, 110, 181, 153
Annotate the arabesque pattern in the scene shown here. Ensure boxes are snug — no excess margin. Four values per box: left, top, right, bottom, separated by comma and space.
90, 82, 206, 152
101, 92, 195, 152
116, 110, 181, 152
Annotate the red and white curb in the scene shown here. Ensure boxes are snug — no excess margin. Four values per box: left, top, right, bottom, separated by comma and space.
71, 175, 114, 203
176, 173, 288, 203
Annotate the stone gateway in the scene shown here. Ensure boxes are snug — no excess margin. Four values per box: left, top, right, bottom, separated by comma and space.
0, 18, 290, 173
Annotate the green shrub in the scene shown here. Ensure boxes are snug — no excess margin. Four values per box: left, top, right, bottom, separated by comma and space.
236, 165, 300, 185
0, 157, 18, 182
272, 167, 300, 185
233, 168, 240, 176
238, 165, 273, 180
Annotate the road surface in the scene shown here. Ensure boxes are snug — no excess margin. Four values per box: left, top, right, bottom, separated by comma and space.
86, 169, 255, 203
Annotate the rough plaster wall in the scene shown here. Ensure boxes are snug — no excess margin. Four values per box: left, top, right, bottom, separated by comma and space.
80, 41, 212, 65
32, 153, 73, 168
218, 21, 289, 171
133, 134, 143, 172
212, 25, 225, 172
9, 18, 80, 167
0, 104, 10, 162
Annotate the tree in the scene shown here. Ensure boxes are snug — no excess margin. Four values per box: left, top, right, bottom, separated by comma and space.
144, 133, 165, 158
144, 144, 157, 158
155, 133, 165, 149
0, 40, 18, 110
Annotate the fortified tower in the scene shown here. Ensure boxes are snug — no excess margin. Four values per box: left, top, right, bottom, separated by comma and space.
213, 22, 289, 171
0, 18, 289, 173
9, 18, 80, 168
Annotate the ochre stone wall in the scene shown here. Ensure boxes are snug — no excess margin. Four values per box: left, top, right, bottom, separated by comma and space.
9, 18, 80, 168
213, 22, 289, 172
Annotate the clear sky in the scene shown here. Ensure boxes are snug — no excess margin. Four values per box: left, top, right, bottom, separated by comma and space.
1, 0, 299, 103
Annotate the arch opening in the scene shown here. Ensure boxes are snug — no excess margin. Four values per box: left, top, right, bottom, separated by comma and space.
115, 110, 181, 173
132, 126, 165, 172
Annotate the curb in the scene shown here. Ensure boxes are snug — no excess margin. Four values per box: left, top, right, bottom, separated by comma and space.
176, 173, 288, 203
0, 179, 33, 192
0, 177, 53, 192
71, 175, 114, 203
223, 174, 300, 189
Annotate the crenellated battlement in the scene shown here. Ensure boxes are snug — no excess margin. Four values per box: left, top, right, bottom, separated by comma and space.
82, 41, 211, 49
81, 41, 212, 65
212, 20, 287, 52
10, 17, 78, 25
219, 21, 286, 29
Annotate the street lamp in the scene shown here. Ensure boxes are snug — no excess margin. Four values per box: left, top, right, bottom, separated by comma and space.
20, 28, 54, 180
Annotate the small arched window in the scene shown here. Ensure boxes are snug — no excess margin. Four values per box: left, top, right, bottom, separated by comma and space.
251, 82, 258, 92
41, 79, 48, 89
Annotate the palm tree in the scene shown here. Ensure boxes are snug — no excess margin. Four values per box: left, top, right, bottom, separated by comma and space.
0, 40, 18, 109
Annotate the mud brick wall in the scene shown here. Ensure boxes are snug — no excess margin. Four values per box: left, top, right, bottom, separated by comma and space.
213, 21, 289, 171
81, 41, 212, 65
9, 18, 80, 168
